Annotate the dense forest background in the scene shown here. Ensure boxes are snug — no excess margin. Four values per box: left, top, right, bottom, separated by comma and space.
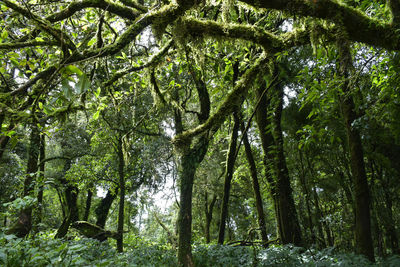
1, 0, 400, 266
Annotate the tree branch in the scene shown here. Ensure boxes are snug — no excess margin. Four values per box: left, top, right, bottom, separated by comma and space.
240, 0, 400, 50
9, 66, 58, 96
2, 0, 76, 52
172, 54, 268, 145
182, 18, 310, 52
388, 0, 400, 26
0, 40, 59, 50
103, 39, 174, 87
46, 0, 142, 22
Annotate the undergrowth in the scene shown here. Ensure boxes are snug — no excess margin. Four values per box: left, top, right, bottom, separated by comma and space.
1, 230, 399, 267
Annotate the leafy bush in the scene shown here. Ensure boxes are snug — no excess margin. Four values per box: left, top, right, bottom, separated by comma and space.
1, 231, 400, 267
193, 244, 254, 267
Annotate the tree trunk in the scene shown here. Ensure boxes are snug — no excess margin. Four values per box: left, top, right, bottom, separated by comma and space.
298, 150, 316, 246
95, 188, 118, 228
177, 152, 196, 267
175, 59, 211, 266
83, 189, 93, 222
117, 136, 125, 252
241, 120, 269, 246
0, 122, 13, 162
55, 160, 80, 238
204, 192, 217, 244
176, 134, 209, 267
218, 111, 240, 244
272, 84, 303, 245
337, 37, 374, 261
36, 134, 45, 225
312, 185, 333, 247
8, 124, 40, 237
255, 79, 302, 246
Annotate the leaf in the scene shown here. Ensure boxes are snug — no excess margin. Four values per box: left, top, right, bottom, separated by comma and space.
6, 130, 16, 137
75, 73, 90, 94
1, 30, 8, 39
10, 58, 19, 67
93, 110, 100, 120
88, 38, 96, 47
94, 87, 101, 98
61, 78, 73, 99
65, 65, 83, 76
9, 136, 18, 149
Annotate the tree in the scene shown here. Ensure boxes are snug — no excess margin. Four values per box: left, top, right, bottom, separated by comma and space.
3, 0, 400, 265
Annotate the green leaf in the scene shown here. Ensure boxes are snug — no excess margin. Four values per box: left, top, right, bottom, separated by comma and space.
88, 38, 96, 47
61, 78, 73, 99
94, 87, 101, 98
1, 30, 8, 39
6, 130, 16, 137
10, 58, 19, 67
65, 65, 83, 76
75, 73, 90, 94
93, 110, 100, 120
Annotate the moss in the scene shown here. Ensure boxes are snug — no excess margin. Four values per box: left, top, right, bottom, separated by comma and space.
72, 221, 118, 241
172, 54, 268, 146
151, 3, 180, 40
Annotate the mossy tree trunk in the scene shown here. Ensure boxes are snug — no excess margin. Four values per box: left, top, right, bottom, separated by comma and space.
242, 120, 269, 245
83, 189, 93, 222
175, 60, 211, 266
95, 188, 118, 228
9, 123, 40, 237
117, 135, 125, 252
55, 159, 80, 238
36, 134, 45, 225
218, 111, 240, 244
176, 132, 209, 266
255, 77, 302, 246
204, 192, 217, 244
272, 83, 303, 246
337, 36, 374, 262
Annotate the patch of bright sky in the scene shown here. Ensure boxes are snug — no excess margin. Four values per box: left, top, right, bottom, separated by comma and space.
281, 19, 293, 32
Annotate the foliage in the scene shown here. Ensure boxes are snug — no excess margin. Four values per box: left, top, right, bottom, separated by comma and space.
1, 231, 400, 267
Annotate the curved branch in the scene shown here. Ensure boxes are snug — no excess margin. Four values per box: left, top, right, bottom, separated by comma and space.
103, 39, 174, 87
46, 0, 142, 22
0, 40, 59, 50
118, 0, 148, 13
9, 66, 58, 96
64, 3, 187, 64
240, 0, 400, 50
182, 18, 310, 52
172, 54, 269, 145
2, 0, 76, 52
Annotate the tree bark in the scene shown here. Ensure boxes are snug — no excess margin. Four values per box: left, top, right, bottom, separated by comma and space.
337, 36, 374, 261
241, 120, 269, 246
117, 136, 125, 252
255, 79, 302, 246
95, 188, 118, 228
83, 189, 93, 222
298, 150, 316, 246
8, 124, 40, 237
55, 160, 80, 238
36, 134, 45, 225
218, 111, 240, 244
175, 57, 211, 267
204, 192, 217, 244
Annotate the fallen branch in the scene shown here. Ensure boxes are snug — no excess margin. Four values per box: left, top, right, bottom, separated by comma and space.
72, 221, 118, 241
